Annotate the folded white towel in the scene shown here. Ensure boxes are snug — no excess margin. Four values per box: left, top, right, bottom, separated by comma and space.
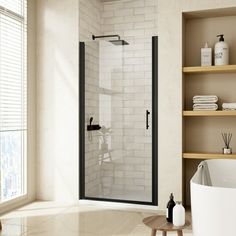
222, 103, 236, 109
223, 108, 236, 111
193, 95, 218, 104
193, 103, 218, 111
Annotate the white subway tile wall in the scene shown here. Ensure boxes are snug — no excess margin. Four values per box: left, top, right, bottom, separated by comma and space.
80, 0, 158, 202
80, 0, 102, 197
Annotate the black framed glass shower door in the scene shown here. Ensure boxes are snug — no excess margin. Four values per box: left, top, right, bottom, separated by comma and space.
79, 36, 158, 205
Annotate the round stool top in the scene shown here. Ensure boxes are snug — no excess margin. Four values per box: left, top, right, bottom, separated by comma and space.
143, 215, 191, 232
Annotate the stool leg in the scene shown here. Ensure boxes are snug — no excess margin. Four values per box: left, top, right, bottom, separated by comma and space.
151, 229, 157, 236
162, 231, 167, 236
177, 230, 183, 236
0, 220, 2, 230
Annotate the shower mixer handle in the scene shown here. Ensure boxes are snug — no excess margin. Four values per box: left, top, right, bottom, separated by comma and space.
89, 117, 93, 126
146, 110, 150, 130
87, 117, 101, 131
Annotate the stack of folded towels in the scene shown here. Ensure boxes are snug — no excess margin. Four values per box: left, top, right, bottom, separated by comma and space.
193, 95, 218, 111
222, 103, 236, 110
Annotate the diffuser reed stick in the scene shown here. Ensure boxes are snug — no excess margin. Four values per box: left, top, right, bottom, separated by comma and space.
221, 133, 233, 154
221, 132, 232, 148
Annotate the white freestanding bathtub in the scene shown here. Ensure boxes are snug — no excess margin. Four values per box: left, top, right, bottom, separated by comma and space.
191, 159, 236, 236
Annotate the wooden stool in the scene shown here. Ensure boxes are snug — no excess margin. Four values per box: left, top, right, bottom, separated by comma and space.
143, 215, 190, 236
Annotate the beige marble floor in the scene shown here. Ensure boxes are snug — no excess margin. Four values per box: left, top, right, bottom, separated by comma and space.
0, 202, 193, 236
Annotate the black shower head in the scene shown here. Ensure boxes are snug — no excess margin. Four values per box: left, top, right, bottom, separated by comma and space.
109, 39, 129, 46
92, 34, 129, 46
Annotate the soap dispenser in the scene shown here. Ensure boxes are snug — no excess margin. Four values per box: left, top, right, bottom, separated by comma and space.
214, 34, 229, 65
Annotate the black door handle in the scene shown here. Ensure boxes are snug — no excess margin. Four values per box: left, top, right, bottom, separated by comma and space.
146, 110, 150, 129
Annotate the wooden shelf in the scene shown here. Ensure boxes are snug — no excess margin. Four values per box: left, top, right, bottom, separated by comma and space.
183, 110, 236, 116
183, 65, 236, 74
183, 153, 236, 159
182, 14, 236, 206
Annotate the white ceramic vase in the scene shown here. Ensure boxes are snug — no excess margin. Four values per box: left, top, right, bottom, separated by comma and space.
173, 201, 185, 227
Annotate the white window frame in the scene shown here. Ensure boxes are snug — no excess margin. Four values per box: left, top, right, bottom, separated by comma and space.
0, 0, 28, 206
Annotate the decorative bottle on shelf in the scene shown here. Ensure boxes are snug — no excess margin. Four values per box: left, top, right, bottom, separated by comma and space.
214, 34, 229, 65
166, 193, 175, 223
173, 201, 185, 227
201, 42, 212, 66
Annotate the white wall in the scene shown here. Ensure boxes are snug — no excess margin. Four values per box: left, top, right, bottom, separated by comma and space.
79, 0, 103, 197
36, 0, 79, 202
79, 0, 102, 41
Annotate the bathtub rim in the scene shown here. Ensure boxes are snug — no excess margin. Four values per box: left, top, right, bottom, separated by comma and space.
191, 159, 236, 191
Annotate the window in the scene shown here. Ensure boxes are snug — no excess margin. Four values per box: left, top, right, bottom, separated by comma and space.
0, 0, 27, 202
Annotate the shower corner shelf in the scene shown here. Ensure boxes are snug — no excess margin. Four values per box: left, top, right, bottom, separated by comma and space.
183, 153, 236, 160
183, 110, 236, 116
183, 64, 236, 74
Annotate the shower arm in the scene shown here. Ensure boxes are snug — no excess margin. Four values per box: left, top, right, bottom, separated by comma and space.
92, 34, 121, 41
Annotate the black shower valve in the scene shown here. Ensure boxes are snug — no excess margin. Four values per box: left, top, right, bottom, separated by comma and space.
87, 117, 101, 131
87, 124, 101, 131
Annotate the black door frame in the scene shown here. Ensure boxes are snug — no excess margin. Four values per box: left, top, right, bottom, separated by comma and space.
79, 36, 158, 206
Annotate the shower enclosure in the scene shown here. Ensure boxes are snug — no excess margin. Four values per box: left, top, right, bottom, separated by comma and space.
79, 35, 158, 205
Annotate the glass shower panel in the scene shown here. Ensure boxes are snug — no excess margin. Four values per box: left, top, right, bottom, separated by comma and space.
84, 37, 152, 203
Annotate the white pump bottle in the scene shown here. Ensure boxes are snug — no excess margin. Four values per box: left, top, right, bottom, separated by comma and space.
214, 34, 229, 66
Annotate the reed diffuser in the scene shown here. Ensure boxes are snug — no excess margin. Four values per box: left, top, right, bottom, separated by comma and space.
221, 133, 232, 154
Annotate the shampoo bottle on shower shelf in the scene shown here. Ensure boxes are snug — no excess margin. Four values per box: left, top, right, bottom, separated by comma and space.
173, 201, 185, 227
166, 193, 175, 223
214, 34, 229, 65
